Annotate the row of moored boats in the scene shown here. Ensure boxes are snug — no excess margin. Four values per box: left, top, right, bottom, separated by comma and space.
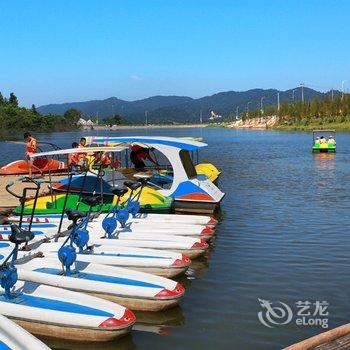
0, 136, 223, 348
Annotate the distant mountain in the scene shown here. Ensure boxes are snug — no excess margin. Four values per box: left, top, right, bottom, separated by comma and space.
38, 87, 337, 124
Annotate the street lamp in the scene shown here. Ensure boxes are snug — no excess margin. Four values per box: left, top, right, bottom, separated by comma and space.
236, 106, 239, 120
246, 101, 252, 118
260, 97, 265, 116
300, 83, 305, 103
342, 80, 347, 101
292, 89, 296, 102
145, 110, 148, 126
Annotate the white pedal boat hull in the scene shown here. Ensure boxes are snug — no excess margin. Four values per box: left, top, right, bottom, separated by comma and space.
10, 256, 185, 312
2, 221, 215, 240
0, 314, 50, 350
0, 280, 135, 342
86, 221, 214, 240
88, 239, 208, 259
0, 224, 209, 242
0, 229, 209, 259
0, 242, 190, 278
33, 235, 207, 260
11, 213, 218, 227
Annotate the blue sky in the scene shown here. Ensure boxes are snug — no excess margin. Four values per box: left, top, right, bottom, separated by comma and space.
0, 0, 349, 106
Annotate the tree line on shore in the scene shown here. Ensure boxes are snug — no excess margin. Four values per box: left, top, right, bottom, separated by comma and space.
4, 90, 350, 134
229, 93, 350, 127
0, 92, 83, 137
0, 91, 136, 139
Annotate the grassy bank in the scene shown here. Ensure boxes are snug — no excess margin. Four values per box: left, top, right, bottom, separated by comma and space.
273, 121, 350, 131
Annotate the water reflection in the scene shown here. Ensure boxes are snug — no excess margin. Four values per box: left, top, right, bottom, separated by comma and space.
134, 307, 184, 327
38, 334, 136, 350
312, 153, 336, 171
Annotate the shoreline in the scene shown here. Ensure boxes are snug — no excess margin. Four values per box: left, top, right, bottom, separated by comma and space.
225, 116, 350, 132
88, 123, 209, 131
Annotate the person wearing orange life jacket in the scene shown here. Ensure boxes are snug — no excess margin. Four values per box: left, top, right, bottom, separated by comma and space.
76, 137, 89, 166
23, 131, 38, 177
24, 132, 37, 177
99, 152, 121, 169
90, 152, 115, 170
68, 142, 79, 164
24, 132, 37, 157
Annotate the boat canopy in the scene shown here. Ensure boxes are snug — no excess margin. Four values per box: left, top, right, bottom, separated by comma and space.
312, 130, 336, 143
85, 136, 208, 151
29, 146, 128, 159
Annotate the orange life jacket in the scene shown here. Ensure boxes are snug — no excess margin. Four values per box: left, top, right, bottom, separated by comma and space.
68, 153, 79, 165
77, 143, 87, 160
101, 153, 112, 165
26, 137, 37, 155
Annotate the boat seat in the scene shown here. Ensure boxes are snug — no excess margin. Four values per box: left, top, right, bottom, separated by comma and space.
136, 177, 149, 185
111, 186, 128, 197
65, 210, 86, 222
134, 173, 152, 183
9, 224, 34, 244
124, 180, 142, 191
80, 196, 102, 207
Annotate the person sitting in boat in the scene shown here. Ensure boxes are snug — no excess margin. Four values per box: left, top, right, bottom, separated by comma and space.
319, 136, 327, 144
68, 142, 79, 164
68, 142, 83, 173
130, 144, 159, 169
79, 137, 87, 148
89, 151, 109, 169
327, 135, 336, 146
100, 152, 121, 169
77, 137, 88, 163
314, 137, 320, 145
24, 132, 37, 177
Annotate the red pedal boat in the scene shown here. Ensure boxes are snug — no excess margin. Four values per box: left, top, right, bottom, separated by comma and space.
0, 158, 67, 175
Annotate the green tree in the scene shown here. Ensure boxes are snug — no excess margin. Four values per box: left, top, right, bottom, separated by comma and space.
9, 92, 18, 107
112, 114, 123, 125
63, 108, 82, 124
104, 114, 124, 125
31, 104, 38, 114
0, 92, 4, 105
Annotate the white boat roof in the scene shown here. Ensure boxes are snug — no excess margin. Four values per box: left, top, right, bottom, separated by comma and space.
86, 136, 207, 151
30, 146, 127, 159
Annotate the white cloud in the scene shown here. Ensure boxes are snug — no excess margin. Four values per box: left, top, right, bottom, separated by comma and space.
130, 74, 142, 81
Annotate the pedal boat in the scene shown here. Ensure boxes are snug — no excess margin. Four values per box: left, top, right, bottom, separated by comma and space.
312, 129, 336, 153
0, 239, 190, 278
28, 136, 225, 214
11, 211, 218, 227
0, 242, 185, 312
15, 191, 172, 215
0, 158, 67, 176
1, 221, 215, 241
0, 226, 135, 342
0, 314, 50, 350
0, 225, 209, 258
0, 141, 67, 176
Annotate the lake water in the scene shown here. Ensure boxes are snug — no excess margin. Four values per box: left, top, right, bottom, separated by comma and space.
1, 127, 350, 349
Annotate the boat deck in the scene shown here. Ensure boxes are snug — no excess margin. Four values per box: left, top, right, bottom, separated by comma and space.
314, 333, 350, 349
0, 175, 66, 214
